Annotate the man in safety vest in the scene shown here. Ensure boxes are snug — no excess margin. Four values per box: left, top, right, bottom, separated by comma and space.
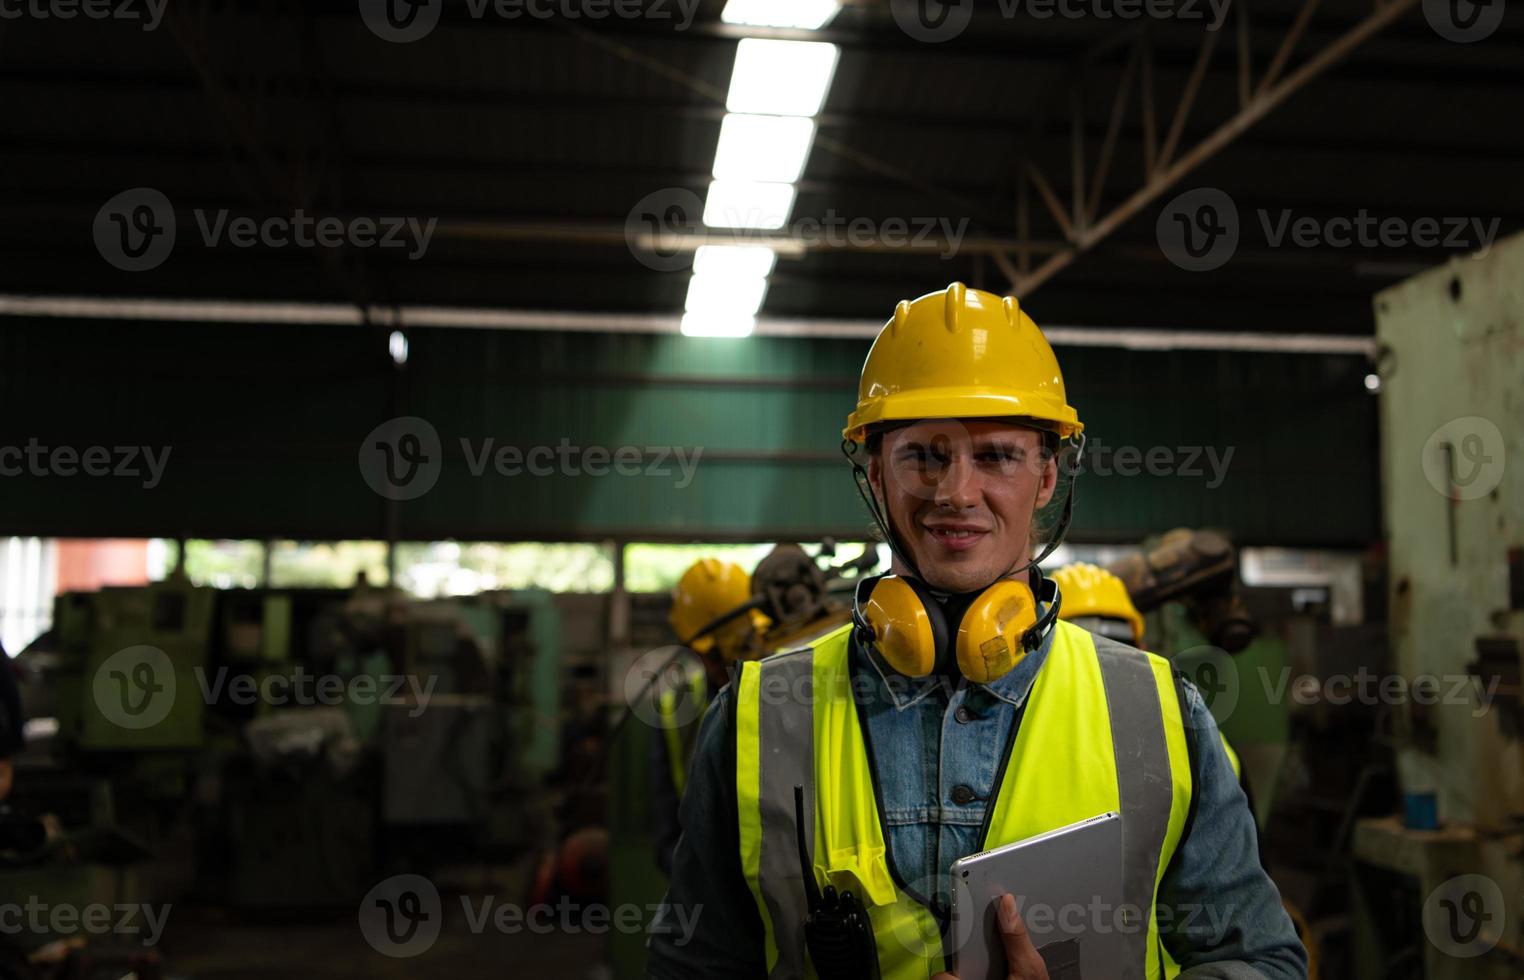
652, 558, 770, 875
647, 285, 1307, 979
1054, 562, 1249, 784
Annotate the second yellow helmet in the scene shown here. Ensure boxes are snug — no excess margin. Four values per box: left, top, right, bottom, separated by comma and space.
1053, 562, 1145, 646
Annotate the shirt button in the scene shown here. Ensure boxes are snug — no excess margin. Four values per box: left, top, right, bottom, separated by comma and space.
955, 706, 974, 724
951, 784, 977, 805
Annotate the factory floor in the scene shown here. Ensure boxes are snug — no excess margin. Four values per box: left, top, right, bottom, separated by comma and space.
155, 861, 609, 980
161, 904, 607, 979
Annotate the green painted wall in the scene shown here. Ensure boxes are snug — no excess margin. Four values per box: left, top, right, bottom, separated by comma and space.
0, 316, 1378, 545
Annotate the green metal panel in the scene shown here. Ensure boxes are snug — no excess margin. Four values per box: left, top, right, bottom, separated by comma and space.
0, 316, 1377, 545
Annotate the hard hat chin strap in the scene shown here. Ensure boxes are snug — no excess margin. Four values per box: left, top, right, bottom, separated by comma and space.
841, 433, 1084, 591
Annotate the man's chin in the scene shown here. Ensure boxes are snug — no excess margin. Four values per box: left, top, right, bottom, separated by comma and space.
914, 560, 999, 595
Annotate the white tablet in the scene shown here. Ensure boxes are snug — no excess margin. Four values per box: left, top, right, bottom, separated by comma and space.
949, 812, 1126, 980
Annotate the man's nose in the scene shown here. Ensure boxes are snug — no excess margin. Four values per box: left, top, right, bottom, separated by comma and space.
932, 453, 980, 508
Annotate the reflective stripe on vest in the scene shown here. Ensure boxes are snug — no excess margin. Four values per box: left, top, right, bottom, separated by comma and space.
736, 620, 1193, 980
657, 663, 708, 796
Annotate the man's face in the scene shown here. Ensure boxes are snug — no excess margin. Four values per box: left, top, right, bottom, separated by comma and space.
867, 419, 1058, 594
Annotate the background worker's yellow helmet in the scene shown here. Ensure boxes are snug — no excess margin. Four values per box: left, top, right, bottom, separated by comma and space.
668, 559, 767, 659
1053, 562, 1146, 646
842, 282, 1083, 443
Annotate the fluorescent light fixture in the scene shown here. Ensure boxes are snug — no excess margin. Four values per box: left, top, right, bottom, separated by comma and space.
694, 244, 777, 279
721, 0, 840, 29
704, 179, 796, 230
685, 271, 768, 317
713, 113, 816, 183
727, 39, 840, 117
681, 311, 757, 338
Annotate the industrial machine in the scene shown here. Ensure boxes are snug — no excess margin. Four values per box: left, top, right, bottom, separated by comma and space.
6, 579, 562, 939
1348, 231, 1524, 979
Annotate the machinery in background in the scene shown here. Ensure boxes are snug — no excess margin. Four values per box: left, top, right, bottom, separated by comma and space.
6, 579, 562, 934
1348, 232, 1524, 979
1110, 527, 1257, 655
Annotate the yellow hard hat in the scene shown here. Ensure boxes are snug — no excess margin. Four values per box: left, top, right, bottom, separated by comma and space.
1052, 562, 1145, 645
669, 559, 764, 657
843, 282, 1083, 443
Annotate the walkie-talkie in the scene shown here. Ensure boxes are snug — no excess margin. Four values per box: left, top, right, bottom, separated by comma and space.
794, 785, 881, 980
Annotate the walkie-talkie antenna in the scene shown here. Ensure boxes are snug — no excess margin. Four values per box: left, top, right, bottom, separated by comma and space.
793, 785, 823, 912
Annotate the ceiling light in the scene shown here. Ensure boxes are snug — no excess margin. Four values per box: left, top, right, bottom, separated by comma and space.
713, 113, 816, 183
694, 244, 777, 279
703, 180, 796, 230
721, 0, 840, 30
727, 39, 840, 117
685, 271, 768, 318
681, 311, 757, 338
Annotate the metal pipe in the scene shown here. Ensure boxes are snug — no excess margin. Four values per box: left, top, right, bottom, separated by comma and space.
0, 293, 1379, 356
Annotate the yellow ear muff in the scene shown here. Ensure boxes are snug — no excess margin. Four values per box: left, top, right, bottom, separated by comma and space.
863, 576, 937, 678
955, 578, 1038, 684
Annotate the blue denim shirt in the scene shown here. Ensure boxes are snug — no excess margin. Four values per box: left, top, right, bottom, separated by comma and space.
647, 620, 1308, 979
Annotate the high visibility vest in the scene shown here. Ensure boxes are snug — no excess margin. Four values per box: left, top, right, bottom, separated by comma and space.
735, 620, 1194, 980
656, 660, 709, 796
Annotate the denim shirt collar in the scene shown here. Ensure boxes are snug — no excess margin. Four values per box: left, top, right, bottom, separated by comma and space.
853, 602, 1055, 711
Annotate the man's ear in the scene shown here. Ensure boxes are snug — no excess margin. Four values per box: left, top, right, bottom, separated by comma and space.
866, 453, 884, 504
1034, 454, 1059, 509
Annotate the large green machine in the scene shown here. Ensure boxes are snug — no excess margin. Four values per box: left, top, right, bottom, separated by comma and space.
1348, 231, 1524, 979
10, 580, 563, 925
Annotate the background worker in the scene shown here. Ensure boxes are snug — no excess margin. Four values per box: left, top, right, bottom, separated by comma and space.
647, 284, 1306, 979
652, 558, 768, 875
